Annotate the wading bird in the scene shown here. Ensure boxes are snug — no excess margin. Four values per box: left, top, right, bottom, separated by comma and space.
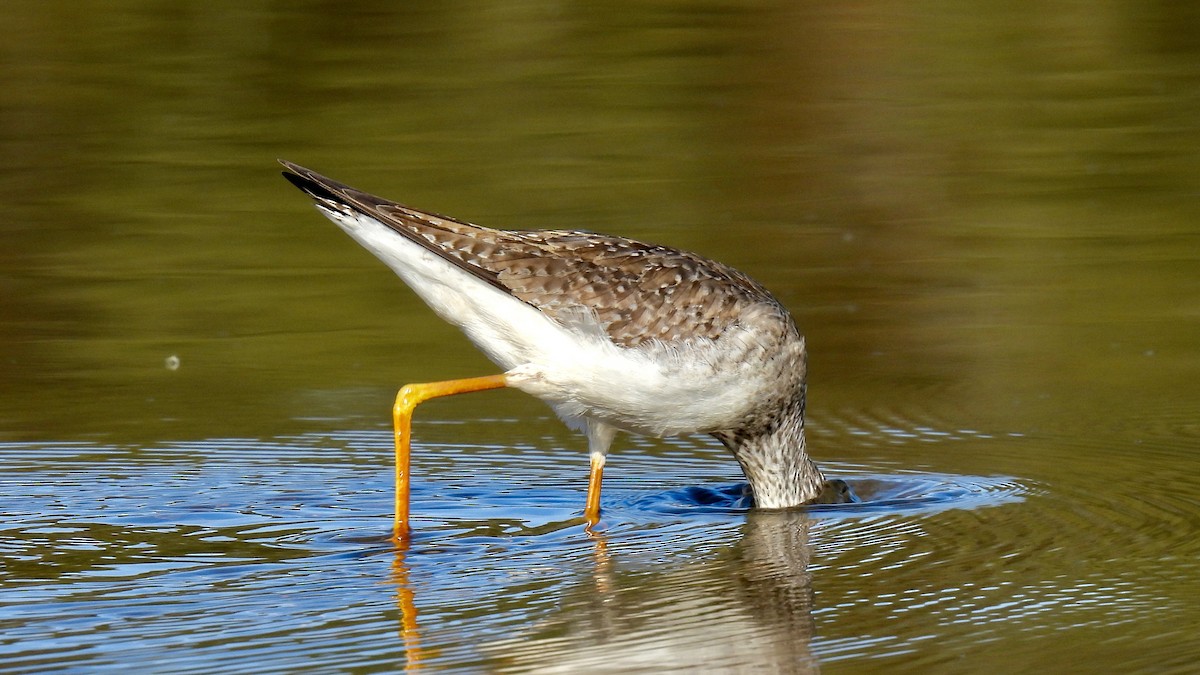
281, 160, 833, 541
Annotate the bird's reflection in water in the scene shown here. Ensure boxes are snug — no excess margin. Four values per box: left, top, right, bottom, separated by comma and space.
388, 507, 827, 672
498, 511, 817, 673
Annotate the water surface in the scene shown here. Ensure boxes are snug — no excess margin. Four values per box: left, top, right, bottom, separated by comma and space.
2, 1, 1199, 672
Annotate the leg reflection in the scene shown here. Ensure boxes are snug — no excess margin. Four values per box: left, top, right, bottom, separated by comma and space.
390, 546, 425, 671
586, 526, 613, 597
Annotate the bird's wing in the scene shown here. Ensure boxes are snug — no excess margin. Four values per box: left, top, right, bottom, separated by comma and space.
281, 160, 787, 348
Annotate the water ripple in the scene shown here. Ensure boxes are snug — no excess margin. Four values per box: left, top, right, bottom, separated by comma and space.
0, 418, 1195, 672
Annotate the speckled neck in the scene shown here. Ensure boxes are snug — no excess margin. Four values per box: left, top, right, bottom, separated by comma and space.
719, 411, 825, 509
712, 365, 826, 510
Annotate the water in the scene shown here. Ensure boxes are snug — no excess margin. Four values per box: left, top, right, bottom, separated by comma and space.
3, 2, 1199, 672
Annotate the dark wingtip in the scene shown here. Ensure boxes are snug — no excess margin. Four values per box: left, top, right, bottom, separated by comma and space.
278, 160, 344, 205
278, 159, 309, 186
278, 158, 306, 189
280, 168, 312, 192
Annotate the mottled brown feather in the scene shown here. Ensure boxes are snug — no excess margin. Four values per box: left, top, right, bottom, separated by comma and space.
280, 160, 787, 348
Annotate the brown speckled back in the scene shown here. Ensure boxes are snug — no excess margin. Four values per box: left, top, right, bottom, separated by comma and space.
282, 160, 790, 348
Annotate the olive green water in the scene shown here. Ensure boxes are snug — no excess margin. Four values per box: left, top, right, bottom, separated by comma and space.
2, 2, 1199, 672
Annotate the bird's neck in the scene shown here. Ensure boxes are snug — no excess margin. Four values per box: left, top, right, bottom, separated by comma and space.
745, 423, 825, 509
716, 403, 826, 509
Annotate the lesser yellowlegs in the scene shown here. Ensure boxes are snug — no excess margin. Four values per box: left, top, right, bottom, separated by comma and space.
280, 160, 827, 540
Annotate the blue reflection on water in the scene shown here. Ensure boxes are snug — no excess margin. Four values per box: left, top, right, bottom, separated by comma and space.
0, 431, 1029, 672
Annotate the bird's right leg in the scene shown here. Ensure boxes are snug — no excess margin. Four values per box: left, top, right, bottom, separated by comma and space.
583, 419, 617, 527
392, 374, 509, 543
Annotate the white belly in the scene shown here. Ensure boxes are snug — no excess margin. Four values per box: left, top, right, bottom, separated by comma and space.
321, 206, 776, 438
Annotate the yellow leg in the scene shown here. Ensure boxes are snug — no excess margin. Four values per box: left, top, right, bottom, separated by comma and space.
392, 374, 509, 543
584, 452, 605, 527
